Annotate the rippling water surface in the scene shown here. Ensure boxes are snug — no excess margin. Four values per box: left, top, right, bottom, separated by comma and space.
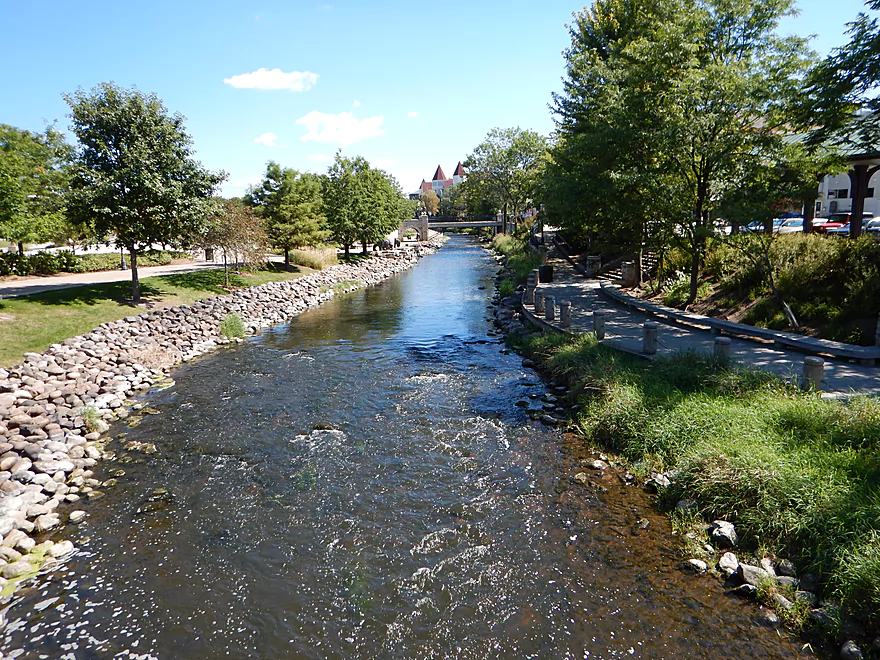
1, 237, 811, 659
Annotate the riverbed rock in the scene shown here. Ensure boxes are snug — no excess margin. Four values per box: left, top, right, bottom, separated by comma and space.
48, 540, 75, 558
684, 559, 708, 574
710, 520, 738, 549
68, 510, 86, 523
718, 552, 739, 577
735, 563, 772, 587
775, 558, 797, 577
840, 641, 863, 660
2, 559, 33, 579
759, 557, 776, 576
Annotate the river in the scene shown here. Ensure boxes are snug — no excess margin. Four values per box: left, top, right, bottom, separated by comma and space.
0, 236, 811, 659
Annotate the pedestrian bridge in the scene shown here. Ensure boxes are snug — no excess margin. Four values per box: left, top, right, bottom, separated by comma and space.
400, 215, 502, 241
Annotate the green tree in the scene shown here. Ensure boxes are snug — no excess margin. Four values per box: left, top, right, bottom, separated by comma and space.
0, 124, 71, 255
64, 82, 225, 303
803, 0, 880, 149
548, 0, 814, 301
420, 189, 439, 215
464, 127, 548, 232
248, 162, 326, 268
323, 154, 406, 258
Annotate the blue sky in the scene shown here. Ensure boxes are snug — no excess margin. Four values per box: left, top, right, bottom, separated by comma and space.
0, 0, 874, 198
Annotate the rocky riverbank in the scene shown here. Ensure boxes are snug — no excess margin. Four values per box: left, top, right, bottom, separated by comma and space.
0, 241, 443, 597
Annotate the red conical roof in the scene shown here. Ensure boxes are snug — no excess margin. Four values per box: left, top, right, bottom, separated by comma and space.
453, 161, 465, 176
432, 165, 447, 182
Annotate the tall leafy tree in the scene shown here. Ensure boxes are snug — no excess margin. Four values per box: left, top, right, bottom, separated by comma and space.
803, 0, 880, 149
323, 154, 406, 258
464, 127, 548, 232
65, 82, 225, 303
247, 162, 326, 268
547, 0, 814, 301
0, 124, 71, 255
420, 189, 440, 215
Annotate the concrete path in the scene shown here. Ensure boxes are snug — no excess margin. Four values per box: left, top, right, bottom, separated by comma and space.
529, 249, 880, 397
0, 260, 224, 299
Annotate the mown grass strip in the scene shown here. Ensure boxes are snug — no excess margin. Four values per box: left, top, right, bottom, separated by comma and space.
0, 265, 311, 367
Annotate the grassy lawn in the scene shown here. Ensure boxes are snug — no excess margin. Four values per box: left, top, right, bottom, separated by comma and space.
0, 265, 312, 367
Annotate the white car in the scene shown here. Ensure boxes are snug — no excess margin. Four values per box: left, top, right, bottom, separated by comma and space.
776, 218, 804, 234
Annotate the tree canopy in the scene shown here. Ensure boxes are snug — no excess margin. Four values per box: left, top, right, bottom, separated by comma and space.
64, 82, 225, 302
543, 0, 815, 299
247, 162, 327, 267
0, 124, 71, 254
323, 154, 406, 258
463, 127, 547, 231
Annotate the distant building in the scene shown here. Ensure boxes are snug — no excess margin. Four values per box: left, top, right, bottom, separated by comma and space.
412, 162, 466, 199
816, 170, 879, 217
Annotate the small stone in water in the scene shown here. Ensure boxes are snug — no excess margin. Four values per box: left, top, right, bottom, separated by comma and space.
68, 510, 86, 523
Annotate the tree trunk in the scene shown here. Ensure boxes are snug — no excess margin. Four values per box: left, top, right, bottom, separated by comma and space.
344, 244, 350, 261
362, 239, 368, 255
130, 248, 140, 304
223, 251, 229, 288
688, 196, 705, 304
803, 196, 816, 234
17, 241, 24, 256
767, 269, 799, 330
284, 247, 290, 269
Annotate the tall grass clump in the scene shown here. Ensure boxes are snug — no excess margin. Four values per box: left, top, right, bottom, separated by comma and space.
518, 331, 880, 624
290, 247, 338, 271
491, 232, 544, 283
219, 313, 246, 338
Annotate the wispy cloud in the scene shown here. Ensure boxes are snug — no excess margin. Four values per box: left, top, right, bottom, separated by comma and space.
407, 111, 418, 118
224, 68, 318, 92
353, 100, 361, 107
296, 110, 385, 147
253, 132, 277, 147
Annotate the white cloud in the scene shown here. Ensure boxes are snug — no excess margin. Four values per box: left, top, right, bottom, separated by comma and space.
353, 100, 361, 107
253, 132, 277, 147
407, 111, 418, 118
223, 68, 318, 92
296, 110, 385, 147
307, 153, 333, 163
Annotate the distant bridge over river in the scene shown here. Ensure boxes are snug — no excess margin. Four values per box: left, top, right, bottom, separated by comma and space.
400, 215, 503, 241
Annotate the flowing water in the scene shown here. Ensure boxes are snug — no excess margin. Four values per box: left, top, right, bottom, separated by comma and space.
1, 236, 812, 659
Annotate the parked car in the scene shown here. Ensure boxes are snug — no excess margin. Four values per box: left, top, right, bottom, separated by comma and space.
864, 218, 880, 237
776, 218, 804, 234
814, 212, 874, 235
827, 216, 876, 238
745, 218, 784, 233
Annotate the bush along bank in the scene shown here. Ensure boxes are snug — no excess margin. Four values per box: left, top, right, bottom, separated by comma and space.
489, 255, 880, 660
0, 240, 444, 598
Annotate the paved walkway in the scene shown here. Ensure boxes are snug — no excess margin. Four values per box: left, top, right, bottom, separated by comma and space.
529, 249, 880, 397
0, 260, 225, 298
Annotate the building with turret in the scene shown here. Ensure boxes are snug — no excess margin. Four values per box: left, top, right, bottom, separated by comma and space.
413, 162, 466, 199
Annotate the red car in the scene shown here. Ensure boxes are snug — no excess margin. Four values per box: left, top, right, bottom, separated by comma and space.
814, 212, 874, 234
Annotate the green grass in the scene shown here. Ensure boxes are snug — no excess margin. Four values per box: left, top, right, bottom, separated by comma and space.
491, 232, 544, 283
0, 265, 311, 367
515, 331, 880, 629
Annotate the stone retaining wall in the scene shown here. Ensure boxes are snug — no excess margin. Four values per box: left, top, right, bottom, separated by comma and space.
0, 241, 442, 592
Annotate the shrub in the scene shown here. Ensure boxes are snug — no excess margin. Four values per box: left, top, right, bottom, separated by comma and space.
219, 313, 246, 338
498, 278, 516, 298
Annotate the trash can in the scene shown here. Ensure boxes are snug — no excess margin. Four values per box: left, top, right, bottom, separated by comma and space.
538, 265, 554, 283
